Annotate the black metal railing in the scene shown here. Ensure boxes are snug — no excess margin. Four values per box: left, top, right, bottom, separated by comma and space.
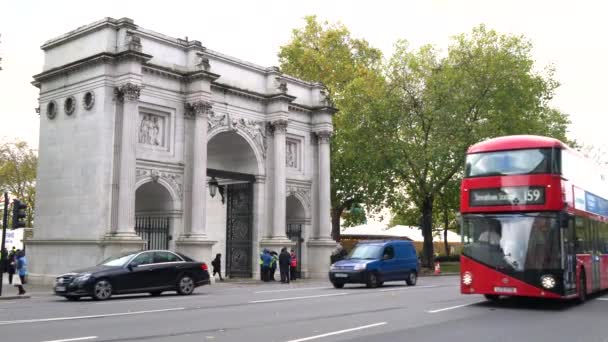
135, 216, 171, 250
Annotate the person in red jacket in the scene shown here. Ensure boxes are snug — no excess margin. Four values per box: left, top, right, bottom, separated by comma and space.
290, 249, 298, 281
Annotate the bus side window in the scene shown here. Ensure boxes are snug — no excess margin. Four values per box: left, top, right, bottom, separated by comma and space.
574, 217, 588, 254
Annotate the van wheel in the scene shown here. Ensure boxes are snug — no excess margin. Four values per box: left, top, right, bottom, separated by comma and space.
406, 272, 417, 286
578, 271, 587, 304
332, 282, 345, 289
366, 272, 380, 288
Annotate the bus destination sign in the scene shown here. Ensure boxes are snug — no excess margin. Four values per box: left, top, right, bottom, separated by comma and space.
470, 186, 545, 207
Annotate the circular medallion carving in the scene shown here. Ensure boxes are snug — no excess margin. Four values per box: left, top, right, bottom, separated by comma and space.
46, 101, 57, 119
64, 96, 76, 116
83, 91, 95, 110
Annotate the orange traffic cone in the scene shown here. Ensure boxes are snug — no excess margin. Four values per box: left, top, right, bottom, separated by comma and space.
434, 262, 441, 275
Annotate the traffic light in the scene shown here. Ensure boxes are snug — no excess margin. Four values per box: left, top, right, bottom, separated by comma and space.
11, 199, 27, 229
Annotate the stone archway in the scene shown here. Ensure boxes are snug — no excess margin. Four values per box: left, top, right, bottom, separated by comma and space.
207, 130, 262, 278
135, 181, 177, 250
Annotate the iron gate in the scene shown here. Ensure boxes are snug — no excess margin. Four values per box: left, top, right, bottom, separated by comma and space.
286, 223, 303, 277
226, 183, 253, 278
135, 216, 171, 250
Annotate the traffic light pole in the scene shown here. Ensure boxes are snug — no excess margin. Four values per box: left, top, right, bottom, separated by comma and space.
0, 192, 8, 296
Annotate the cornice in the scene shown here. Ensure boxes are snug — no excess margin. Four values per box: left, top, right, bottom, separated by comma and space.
41, 17, 137, 50
32, 51, 153, 85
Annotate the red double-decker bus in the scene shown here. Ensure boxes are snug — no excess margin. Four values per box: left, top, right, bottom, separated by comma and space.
460, 135, 608, 302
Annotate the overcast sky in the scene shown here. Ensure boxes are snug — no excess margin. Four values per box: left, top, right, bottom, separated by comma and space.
1, 0, 606, 150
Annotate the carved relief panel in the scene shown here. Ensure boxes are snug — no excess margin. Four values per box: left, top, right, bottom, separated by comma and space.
138, 113, 165, 147
286, 136, 303, 173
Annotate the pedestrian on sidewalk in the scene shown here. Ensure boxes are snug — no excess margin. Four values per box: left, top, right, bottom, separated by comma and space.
289, 249, 298, 281
269, 251, 278, 281
279, 247, 291, 284
13, 250, 27, 295
211, 253, 223, 282
7, 248, 16, 285
260, 249, 272, 282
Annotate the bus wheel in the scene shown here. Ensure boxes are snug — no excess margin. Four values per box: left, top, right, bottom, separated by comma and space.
484, 294, 500, 302
578, 272, 587, 304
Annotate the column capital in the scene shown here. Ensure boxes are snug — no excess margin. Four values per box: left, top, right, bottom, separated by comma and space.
269, 119, 288, 135
114, 83, 142, 102
185, 100, 213, 119
316, 131, 332, 144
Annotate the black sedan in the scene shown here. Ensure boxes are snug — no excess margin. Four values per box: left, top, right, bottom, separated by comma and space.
54, 250, 210, 301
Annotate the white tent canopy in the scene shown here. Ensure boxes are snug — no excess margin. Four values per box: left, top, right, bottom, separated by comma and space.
341, 224, 461, 243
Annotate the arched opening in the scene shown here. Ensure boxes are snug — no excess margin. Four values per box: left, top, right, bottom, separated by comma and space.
286, 195, 308, 278
207, 130, 260, 278
135, 182, 175, 250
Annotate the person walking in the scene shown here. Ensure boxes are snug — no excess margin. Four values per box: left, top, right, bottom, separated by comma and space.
211, 253, 223, 282
13, 250, 27, 295
290, 249, 298, 281
279, 247, 291, 284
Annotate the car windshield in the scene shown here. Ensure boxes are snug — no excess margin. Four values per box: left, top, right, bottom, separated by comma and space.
465, 148, 552, 177
348, 245, 383, 259
99, 253, 136, 267
462, 213, 561, 272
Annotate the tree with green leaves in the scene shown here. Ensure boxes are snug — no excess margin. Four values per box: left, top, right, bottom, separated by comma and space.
279, 16, 395, 240
0, 140, 37, 227
377, 25, 570, 267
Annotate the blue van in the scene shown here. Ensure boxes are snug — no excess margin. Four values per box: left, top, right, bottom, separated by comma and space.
328, 240, 420, 288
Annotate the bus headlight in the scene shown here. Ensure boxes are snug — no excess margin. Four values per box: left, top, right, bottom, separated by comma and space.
541, 275, 556, 289
462, 272, 473, 286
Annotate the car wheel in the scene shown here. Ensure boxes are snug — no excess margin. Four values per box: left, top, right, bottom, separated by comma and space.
332, 282, 345, 289
150, 291, 162, 297
578, 271, 587, 304
406, 272, 417, 286
177, 275, 195, 295
366, 272, 379, 288
65, 296, 80, 301
92, 279, 112, 301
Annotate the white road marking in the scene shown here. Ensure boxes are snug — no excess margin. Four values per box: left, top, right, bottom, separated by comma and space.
427, 302, 481, 313
286, 322, 387, 342
250, 292, 349, 303
597, 298, 608, 301
0, 307, 185, 325
379, 285, 438, 292
93, 296, 190, 305
255, 287, 329, 294
42, 336, 98, 342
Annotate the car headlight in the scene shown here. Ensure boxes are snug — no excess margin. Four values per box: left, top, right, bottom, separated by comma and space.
462, 272, 473, 286
541, 275, 556, 289
353, 263, 366, 271
330, 264, 337, 271
75, 273, 92, 283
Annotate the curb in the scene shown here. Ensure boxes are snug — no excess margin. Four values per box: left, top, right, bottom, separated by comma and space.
419, 272, 459, 277
0, 295, 31, 300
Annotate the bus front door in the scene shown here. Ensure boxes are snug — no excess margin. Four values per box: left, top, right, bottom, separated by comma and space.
591, 221, 601, 293
562, 214, 576, 294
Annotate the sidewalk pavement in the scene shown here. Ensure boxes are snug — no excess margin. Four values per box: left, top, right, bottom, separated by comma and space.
1, 273, 50, 300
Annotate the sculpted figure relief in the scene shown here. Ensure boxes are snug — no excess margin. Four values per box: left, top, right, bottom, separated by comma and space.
139, 114, 162, 146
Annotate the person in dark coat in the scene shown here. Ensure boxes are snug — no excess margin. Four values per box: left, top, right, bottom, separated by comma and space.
7, 248, 16, 285
211, 253, 223, 282
278, 247, 291, 284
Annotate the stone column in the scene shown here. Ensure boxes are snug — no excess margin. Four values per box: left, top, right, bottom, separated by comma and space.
188, 100, 211, 238
115, 83, 142, 238
176, 100, 215, 264
272, 119, 289, 240
317, 131, 332, 239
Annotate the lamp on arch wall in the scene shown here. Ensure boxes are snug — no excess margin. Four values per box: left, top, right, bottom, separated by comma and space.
208, 177, 225, 204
